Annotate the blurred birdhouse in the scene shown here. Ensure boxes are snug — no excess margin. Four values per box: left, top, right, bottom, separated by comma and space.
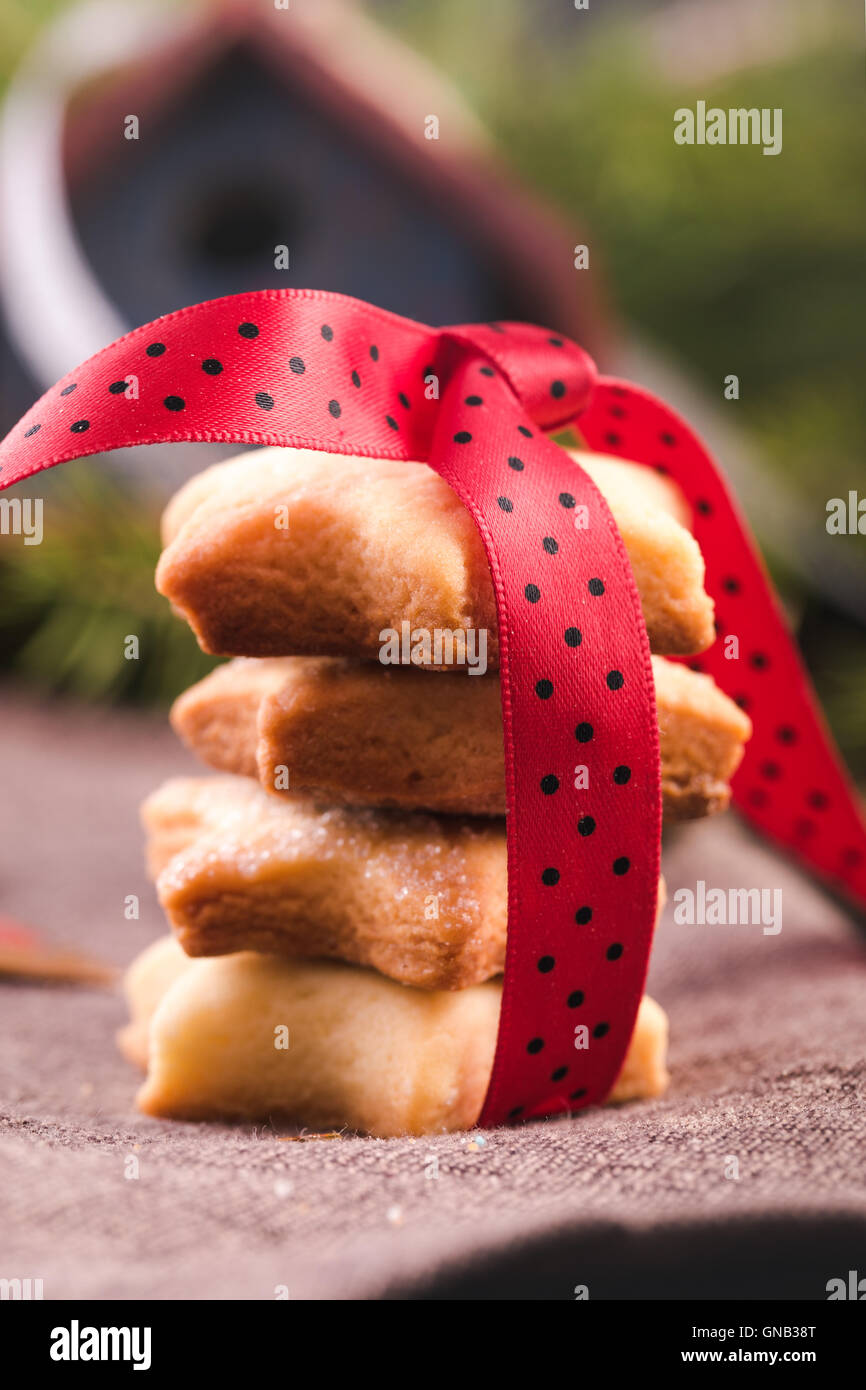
0, 0, 609, 490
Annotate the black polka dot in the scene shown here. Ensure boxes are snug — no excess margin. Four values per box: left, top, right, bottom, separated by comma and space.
238, 323, 259, 339
70, 419, 90, 432
577, 816, 596, 837
508, 456, 524, 470
559, 492, 575, 508
575, 722, 593, 742
164, 396, 185, 412
696, 499, 713, 516
550, 379, 566, 399
146, 342, 165, 357
541, 775, 560, 795
480, 366, 495, 377
567, 991, 584, 1009
760, 761, 781, 780
320, 324, 333, 341
776, 725, 797, 744
541, 868, 560, 886
609, 405, 626, 419
549, 337, 564, 347
575, 906, 592, 925
734, 694, 750, 711
612, 857, 630, 876
398, 392, 410, 409
109, 380, 128, 394
525, 583, 541, 603
518, 425, 533, 438
289, 357, 305, 374
24, 424, 41, 437
508, 1105, 524, 1120
537, 956, 555, 974
723, 576, 741, 595
749, 788, 768, 808
255, 392, 274, 411
569, 1088, 587, 1101
551, 1066, 568, 1083
535, 679, 554, 699
60, 383, 77, 396
605, 432, 621, 447
454, 431, 472, 444
497, 496, 513, 512
564, 627, 582, 648
488, 322, 505, 333
385, 415, 399, 431
808, 790, 829, 810
593, 1023, 610, 1039
750, 652, 769, 670
542, 537, 558, 554
351, 370, 361, 388
660, 431, 676, 446
613, 765, 631, 785
588, 578, 605, 596
202, 359, 223, 375
369, 344, 379, 361
527, 1037, 544, 1055
606, 670, 624, 691
606, 943, 624, 961
465, 395, 483, 406
328, 399, 341, 418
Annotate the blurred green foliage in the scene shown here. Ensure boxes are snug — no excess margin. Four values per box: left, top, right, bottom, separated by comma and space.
392, 0, 864, 499
0, 469, 217, 704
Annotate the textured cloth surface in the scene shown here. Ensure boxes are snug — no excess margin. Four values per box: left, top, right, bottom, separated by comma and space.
1, 692, 864, 1300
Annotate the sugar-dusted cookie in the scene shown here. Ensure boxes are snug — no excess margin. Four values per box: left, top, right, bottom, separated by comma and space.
144, 776, 508, 988
171, 654, 751, 820
142, 777, 665, 990
156, 448, 715, 660
120, 936, 669, 1136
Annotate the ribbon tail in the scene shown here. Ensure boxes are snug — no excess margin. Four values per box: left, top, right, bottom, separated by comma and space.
578, 376, 866, 912
427, 353, 661, 1127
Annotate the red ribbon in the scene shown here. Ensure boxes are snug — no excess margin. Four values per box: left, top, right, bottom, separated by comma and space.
0, 289, 863, 1128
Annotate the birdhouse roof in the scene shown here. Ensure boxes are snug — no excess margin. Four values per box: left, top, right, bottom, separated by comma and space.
61, 0, 611, 359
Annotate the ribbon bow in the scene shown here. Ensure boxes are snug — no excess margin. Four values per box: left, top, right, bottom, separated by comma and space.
1, 289, 863, 1127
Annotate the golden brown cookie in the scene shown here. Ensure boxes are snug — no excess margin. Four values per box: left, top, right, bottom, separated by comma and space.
156, 448, 715, 660
653, 658, 751, 818
120, 936, 669, 1137
171, 654, 751, 820
142, 776, 665, 990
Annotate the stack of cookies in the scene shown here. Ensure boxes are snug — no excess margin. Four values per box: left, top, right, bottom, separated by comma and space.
120, 446, 751, 1137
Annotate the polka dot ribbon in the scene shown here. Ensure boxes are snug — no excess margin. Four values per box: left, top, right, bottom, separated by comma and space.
0, 289, 863, 1129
